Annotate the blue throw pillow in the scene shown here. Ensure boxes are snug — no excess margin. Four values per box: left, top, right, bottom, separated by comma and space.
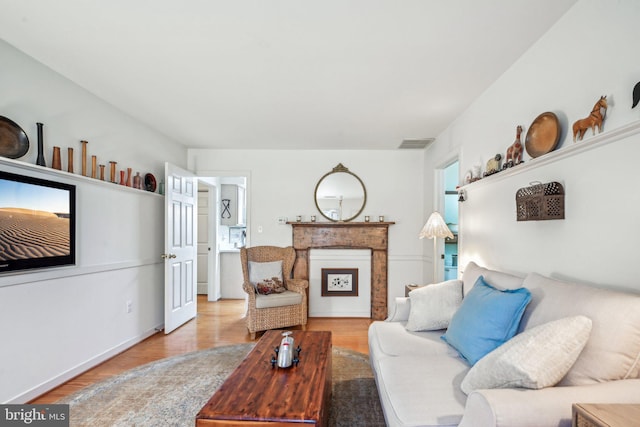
441, 276, 531, 365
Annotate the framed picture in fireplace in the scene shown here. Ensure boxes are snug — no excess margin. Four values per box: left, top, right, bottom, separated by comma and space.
321, 268, 358, 297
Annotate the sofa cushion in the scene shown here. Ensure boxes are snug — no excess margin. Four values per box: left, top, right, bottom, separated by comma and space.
520, 273, 640, 385
441, 276, 531, 365
373, 354, 468, 427
406, 280, 463, 331
462, 261, 524, 296
369, 321, 455, 358
461, 315, 592, 394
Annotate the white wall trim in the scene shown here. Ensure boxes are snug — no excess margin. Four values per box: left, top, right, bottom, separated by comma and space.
8, 324, 163, 404
0, 259, 162, 289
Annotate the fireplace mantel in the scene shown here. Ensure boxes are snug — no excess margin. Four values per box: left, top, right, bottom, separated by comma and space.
288, 221, 394, 320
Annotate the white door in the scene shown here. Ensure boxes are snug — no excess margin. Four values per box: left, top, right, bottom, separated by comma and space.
209, 185, 221, 301
164, 163, 198, 334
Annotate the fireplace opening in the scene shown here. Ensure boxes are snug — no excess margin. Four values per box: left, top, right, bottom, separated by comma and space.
309, 249, 371, 317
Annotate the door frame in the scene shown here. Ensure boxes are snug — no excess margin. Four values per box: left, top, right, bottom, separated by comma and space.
433, 152, 460, 282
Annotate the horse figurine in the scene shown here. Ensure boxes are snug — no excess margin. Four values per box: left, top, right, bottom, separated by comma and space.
572, 96, 608, 142
505, 125, 523, 167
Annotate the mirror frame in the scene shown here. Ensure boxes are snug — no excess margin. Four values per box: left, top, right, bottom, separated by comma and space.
314, 163, 367, 222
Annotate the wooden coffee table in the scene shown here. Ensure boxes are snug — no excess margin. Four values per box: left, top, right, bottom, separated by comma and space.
196, 330, 332, 426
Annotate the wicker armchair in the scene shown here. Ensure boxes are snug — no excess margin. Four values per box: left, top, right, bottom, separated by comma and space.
241, 246, 308, 339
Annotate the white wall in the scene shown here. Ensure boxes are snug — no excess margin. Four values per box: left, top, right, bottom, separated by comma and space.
0, 40, 186, 403
188, 149, 426, 305
425, 0, 640, 292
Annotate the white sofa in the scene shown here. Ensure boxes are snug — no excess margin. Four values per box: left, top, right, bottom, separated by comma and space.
368, 262, 640, 427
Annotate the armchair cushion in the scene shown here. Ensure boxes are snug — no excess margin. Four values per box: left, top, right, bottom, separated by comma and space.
255, 290, 303, 309
248, 260, 283, 290
256, 277, 286, 295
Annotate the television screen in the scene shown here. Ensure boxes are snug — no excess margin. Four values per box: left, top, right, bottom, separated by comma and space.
0, 170, 76, 273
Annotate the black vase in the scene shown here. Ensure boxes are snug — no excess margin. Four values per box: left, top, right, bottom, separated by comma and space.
36, 122, 46, 167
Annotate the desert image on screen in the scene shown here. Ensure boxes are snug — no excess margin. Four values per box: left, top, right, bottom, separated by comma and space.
0, 178, 71, 261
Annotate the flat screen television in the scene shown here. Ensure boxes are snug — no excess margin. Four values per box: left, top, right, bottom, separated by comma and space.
0, 170, 76, 273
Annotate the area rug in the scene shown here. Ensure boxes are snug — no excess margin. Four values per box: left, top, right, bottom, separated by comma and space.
57, 344, 385, 426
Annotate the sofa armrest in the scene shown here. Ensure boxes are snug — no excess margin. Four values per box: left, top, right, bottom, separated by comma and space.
459, 379, 640, 427
386, 296, 411, 322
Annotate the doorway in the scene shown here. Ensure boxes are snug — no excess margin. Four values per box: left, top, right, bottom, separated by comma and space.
196, 174, 248, 301
443, 161, 459, 280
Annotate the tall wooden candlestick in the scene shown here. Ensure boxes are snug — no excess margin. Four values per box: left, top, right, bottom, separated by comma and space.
91, 155, 97, 178
67, 147, 74, 173
109, 161, 117, 183
80, 140, 88, 176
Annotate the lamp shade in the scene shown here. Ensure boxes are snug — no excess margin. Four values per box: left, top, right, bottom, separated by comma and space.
419, 211, 454, 240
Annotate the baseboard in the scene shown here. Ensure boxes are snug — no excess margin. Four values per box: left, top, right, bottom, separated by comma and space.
10, 323, 163, 404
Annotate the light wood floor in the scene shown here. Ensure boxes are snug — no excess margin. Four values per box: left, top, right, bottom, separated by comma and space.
31, 296, 372, 404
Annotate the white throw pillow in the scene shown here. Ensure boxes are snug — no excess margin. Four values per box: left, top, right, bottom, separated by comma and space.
460, 315, 592, 394
248, 261, 283, 290
405, 280, 463, 331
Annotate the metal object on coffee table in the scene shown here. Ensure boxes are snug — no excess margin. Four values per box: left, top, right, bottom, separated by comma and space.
271, 331, 301, 368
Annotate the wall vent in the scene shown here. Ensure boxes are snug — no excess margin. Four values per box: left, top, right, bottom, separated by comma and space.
398, 138, 435, 149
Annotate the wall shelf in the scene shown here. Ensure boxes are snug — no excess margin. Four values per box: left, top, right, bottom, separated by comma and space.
459, 119, 640, 190
0, 157, 162, 197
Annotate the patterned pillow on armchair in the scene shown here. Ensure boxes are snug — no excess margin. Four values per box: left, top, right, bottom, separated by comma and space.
256, 277, 287, 295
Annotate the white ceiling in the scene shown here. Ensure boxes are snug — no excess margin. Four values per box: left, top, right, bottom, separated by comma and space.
0, 0, 577, 150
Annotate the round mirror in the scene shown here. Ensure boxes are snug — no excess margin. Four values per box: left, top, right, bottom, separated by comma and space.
314, 163, 366, 222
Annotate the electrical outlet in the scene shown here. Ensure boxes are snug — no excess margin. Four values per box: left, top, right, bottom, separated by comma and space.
126, 300, 132, 313
257, 225, 263, 233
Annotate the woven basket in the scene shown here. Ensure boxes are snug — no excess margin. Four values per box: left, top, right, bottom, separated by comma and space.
516, 181, 564, 221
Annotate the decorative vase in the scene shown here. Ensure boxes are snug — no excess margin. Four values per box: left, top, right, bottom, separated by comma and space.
99, 164, 105, 181
133, 172, 142, 189
36, 122, 46, 167
119, 170, 126, 185
52, 146, 61, 170
126, 168, 132, 187
67, 147, 74, 173
81, 140, 88, 176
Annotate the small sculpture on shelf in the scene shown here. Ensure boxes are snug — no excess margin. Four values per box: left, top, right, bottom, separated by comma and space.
504, 125, 524, 168
572, 95, 608, 142
484, 153, 502, 176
